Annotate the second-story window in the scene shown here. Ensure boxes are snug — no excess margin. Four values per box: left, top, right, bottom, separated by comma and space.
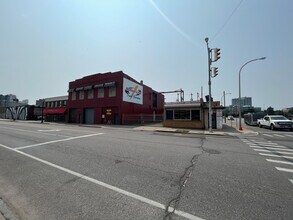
72, 92, 76, 100
79, 91, 84, 100
88, 90, 93, 99
109, 86, 116, 97
98, 88, 104, 98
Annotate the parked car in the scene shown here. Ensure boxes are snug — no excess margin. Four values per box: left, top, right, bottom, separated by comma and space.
227, 116, 234, 120
258, 115, 293, 131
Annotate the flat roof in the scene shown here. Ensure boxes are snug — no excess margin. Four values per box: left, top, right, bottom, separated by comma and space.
165, 102, 201, 108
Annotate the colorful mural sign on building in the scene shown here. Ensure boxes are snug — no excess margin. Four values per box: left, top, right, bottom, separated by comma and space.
123, 78, 143, 105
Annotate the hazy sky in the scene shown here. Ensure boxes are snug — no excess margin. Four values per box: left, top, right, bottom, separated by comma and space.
0, 0, 292, 109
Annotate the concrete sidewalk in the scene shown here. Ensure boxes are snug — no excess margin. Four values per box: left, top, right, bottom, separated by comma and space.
133, 123, 258, 136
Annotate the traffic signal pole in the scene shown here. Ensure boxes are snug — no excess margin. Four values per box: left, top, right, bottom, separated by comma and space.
205, 37, 221, 132
205, 38, 212, 132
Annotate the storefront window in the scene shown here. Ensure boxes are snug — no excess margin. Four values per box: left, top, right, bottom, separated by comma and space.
174, 110, 190, 120
166, 110, 173, 120
191, 110, 200, 120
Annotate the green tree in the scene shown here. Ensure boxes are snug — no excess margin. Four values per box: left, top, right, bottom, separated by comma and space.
266, 106, 274, 115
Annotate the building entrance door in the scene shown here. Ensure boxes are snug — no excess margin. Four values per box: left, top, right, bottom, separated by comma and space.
84, 108, 94, 124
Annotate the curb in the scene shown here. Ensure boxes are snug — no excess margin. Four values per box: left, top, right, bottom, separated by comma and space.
134, 127, 259, 137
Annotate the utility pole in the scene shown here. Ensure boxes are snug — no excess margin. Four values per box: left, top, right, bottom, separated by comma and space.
223, 91, 226, 123
205, 37, 221, 132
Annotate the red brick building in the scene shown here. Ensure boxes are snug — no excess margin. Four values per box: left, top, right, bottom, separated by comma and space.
67, 71, 164, 125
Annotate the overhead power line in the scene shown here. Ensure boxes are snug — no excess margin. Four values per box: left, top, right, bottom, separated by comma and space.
212, 0, 245, 41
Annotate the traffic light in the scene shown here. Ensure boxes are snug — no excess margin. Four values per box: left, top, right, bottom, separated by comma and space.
213, 48, 221, 62
212, 67, 218, 77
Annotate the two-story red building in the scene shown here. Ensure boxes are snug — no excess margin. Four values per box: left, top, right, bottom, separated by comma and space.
67, 71, 164, 125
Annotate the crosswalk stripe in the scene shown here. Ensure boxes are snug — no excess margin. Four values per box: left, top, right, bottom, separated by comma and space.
253, 149, 270, 152
253, 142, 278, 145
262, 134, 273, 137
259, 153, 293, 159
249, 145, 287, 149
266, 159, 293, 165
275, 167, 293, 173
257, 144, 285, 147
289, 179, 293, 184
254, 149, 293, 155
250, 146, 293, 152
273, 134, 285, 137
285, 134, 293, 137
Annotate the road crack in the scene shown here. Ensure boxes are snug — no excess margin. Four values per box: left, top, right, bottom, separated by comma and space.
163, 138, 205, 220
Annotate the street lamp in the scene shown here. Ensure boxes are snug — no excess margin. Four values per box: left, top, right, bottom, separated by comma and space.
221, 91, 231, 123
238, 57, 266, 130
221, 92, 231, 106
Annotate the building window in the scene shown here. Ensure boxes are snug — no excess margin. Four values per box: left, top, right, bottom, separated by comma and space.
152, 92, 157, 108
63, 100, 67, 106
109, 86, 116, 97
166, 110, 173, 120
88, 90, 93, 99
174, 110, 190, 120
98, 88, 104, 98
191, 110, 200, 120
72, 92, 76, 100
79, 91, 84, 100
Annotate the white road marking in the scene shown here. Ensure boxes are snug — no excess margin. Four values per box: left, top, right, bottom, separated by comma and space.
252, 142, 278, 145
259, 153, 293, 159
37, 129, 61, 132
266, 159, 293, 166
273, 134, 285, 137
249, 145, 287, 149
15, 133, 104, 150
285, 134, 293, 137
289, 179, 293, 184
262, 147, 293, 152
254, 149, 293, 155
254, 141, 278, 145
0, 126, 71, 138
262, 134, 273, 137
257, 144, 286, 148
0, 143, 203, 220
253, 149, 271, 152
275, 167, 293, 173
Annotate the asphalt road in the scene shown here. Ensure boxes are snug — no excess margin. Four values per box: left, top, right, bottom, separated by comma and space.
0, 120, 292, 220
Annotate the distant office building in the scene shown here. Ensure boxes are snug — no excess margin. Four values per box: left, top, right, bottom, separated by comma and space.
0, 94, 17, 107
232, 97, 252, 107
